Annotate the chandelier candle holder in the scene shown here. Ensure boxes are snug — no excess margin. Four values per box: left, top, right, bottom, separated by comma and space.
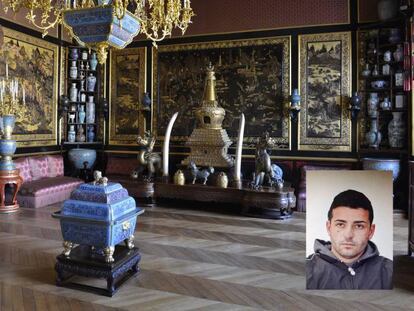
2, 0, 195, 64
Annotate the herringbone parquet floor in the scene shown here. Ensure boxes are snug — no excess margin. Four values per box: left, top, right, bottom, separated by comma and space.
0, 204, 413, 310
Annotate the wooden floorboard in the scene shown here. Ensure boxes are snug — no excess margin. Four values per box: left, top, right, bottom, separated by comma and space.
0, 204, 413, 310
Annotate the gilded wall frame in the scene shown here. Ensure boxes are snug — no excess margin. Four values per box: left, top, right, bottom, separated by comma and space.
153, 36, 291, 149
298, 32, 351, 152
109, 47, 146, 145
0, 27, 59, 147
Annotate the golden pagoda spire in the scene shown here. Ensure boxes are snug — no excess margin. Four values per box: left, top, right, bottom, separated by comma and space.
203, 62, 217, 104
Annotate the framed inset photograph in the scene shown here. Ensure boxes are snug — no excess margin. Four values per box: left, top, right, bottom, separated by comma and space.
0, 27, 58, 147
306, 170, 393, 290
109, 47, 146, 145
298, 32, 351, 151
153, 36, 291, 149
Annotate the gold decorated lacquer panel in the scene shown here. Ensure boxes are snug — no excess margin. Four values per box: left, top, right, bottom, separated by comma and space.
298, 32, 351, 152
153, 37, 291, 149
0, 27, 58, 147
109, 48, 146, 145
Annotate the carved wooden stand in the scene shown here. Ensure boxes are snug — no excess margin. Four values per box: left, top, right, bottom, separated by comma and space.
55, 245, 141, 297
155, 182, 295, 219
0, 169, 23, 213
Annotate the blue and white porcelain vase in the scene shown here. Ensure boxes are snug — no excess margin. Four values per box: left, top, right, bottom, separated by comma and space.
70, 48, 79, 60
388, 111, 405, 148
90, 52, 98, 71
365, 118, 382, 148
87, 125, 95, 142
68, 125, 76, 143
86, 73, 96, 92
86, 96, 95, 124
291, 88, 301, 108
69, 60, 78, 79
69, 83, 78, 102
78, 105, 86, 124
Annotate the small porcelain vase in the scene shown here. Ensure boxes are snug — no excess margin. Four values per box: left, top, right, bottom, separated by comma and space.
69, 83, 78, 102
90, 52, 98, 71
69, 60, 78, 79
380, 97, 392, 110
70, 48, 79, 60
361, 63, 371, 77
87, 125, 95, 142
216, 172, 229, 188
367, 93, 379, 117
173, 170, 185, 185
371, 64, 379, 76
388, 111, 405, 148
78, 105, 86, 123
68, 125, 76, 143
383, 50, 392, 62
393, 44, 403, 62
86, 73, 96, 92
76, 125, 86, 142
81, 50, 88, 60
365, 118, 382, 148
86, 96, 95, 123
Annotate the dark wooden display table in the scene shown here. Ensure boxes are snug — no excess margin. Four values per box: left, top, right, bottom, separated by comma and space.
154, 182, 295, 219
108, 176, 154, 204
0, 169, 23, 213
55, 245, 141, 297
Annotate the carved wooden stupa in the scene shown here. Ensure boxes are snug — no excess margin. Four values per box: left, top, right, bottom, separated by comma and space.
182, 64, 234, 168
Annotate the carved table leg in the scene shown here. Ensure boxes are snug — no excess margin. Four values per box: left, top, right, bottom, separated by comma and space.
104, 246, 115, 263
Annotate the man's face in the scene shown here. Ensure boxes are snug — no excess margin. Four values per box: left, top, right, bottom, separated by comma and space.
326, 206, 375, 264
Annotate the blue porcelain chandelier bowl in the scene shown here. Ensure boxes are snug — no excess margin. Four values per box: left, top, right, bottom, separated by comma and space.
2, 0, 195, 64
68, 148, 97, 170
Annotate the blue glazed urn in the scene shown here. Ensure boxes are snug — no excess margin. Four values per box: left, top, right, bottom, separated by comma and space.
0, 114, 16, 140
68, 148, 97, 170
53, 182, 145, 262
0, 139, 16, 170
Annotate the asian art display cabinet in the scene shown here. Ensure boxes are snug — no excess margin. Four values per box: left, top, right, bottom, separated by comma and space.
357, 24, 410, 154
61, 46, 103, 145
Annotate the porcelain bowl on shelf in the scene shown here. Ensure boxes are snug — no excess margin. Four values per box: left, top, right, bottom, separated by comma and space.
371, 80, 388, 89
361, 158, 400, 182
68, 148, 97, 170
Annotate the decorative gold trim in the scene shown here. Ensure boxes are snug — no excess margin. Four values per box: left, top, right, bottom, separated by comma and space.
298, 32, 352, 152
2, 27, 59, 147
153, 36, 291, 149
0, 13, 59, 38
13, 150, 63, 157
109, 47, 146, 145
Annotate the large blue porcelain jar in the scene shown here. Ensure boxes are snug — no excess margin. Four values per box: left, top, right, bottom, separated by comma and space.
68, 148, 97, 170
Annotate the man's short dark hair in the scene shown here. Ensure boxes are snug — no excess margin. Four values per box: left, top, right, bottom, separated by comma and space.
327, 189, 374, 224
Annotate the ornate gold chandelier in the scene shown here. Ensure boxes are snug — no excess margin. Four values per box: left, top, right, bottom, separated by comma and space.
1, 0, 194, 63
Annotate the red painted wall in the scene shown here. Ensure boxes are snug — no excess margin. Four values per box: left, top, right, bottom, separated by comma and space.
358, 0, 379, 22
179, 0, 349, 37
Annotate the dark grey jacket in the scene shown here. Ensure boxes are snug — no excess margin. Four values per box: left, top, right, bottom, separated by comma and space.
306, 239, 393, 289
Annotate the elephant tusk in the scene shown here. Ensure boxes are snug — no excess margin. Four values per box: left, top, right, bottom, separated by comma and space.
234, 113, 245, 181
162, 112, 179, 176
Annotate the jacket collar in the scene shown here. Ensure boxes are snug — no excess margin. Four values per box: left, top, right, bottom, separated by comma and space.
313, 239, 379, 267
